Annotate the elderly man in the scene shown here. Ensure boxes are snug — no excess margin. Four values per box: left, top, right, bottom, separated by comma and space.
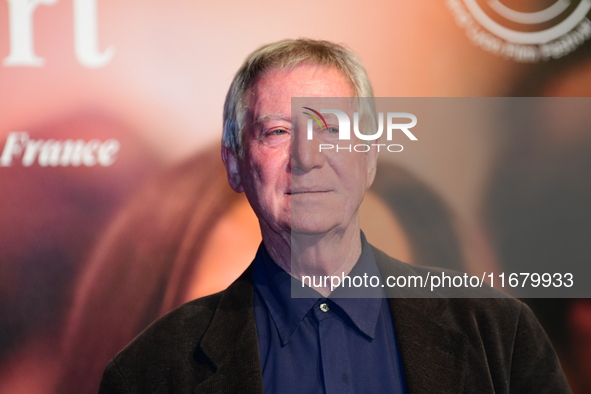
99, 39, 570, 393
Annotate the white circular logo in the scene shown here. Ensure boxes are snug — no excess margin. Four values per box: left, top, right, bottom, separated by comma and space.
447, 0, 591, 62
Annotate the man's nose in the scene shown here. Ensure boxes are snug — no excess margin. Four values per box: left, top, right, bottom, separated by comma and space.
290, 127, 324, 173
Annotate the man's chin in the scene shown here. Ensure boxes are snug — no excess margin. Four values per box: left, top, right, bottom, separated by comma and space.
289, 220, 337, 238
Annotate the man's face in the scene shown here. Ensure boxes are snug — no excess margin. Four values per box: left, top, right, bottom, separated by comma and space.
223, 64, 377, 239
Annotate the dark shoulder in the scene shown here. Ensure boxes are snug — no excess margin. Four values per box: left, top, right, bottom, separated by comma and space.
371, 244, 534, 346
100, 292, 223, 393
372, 245, 570, 393
118, 292, 221, 361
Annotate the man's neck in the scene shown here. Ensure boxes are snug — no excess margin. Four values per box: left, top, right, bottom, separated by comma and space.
260, 220, 363, 296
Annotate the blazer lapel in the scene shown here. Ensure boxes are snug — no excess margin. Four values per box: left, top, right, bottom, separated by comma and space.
195, 268, 264, 394
389, 298, 468, 394
373, 247, 468, 394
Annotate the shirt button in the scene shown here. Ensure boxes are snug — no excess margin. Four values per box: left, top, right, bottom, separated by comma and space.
319, 302, 329, 312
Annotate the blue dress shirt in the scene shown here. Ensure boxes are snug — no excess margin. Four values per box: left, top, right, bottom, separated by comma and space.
252, 235, 407, 394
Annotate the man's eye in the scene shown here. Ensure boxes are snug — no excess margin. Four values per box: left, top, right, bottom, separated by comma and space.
271, 129, 288, 135
327, 127, 339, 134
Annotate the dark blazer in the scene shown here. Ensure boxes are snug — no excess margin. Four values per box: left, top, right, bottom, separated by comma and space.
99, 247, 571, 394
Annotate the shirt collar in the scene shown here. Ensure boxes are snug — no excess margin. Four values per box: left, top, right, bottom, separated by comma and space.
252, 233, 384, 345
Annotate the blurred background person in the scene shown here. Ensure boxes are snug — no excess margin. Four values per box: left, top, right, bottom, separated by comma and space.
0, 113, 160, 393
485, 78, 591, 392
485, 133, 591, 393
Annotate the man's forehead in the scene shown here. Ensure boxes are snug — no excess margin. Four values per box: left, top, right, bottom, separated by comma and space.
254, 113, 290, 125
248, 66, 352, 96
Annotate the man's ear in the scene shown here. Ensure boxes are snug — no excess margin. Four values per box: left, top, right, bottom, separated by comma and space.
222, 146, 244, 193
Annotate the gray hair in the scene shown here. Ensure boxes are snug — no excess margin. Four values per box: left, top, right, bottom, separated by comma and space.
222, 39, 374, 157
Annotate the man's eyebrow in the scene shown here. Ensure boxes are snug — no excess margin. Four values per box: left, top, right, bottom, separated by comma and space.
254, 114, 290, 124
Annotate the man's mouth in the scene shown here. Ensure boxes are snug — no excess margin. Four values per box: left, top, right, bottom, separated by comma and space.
287, 190, 330, 195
